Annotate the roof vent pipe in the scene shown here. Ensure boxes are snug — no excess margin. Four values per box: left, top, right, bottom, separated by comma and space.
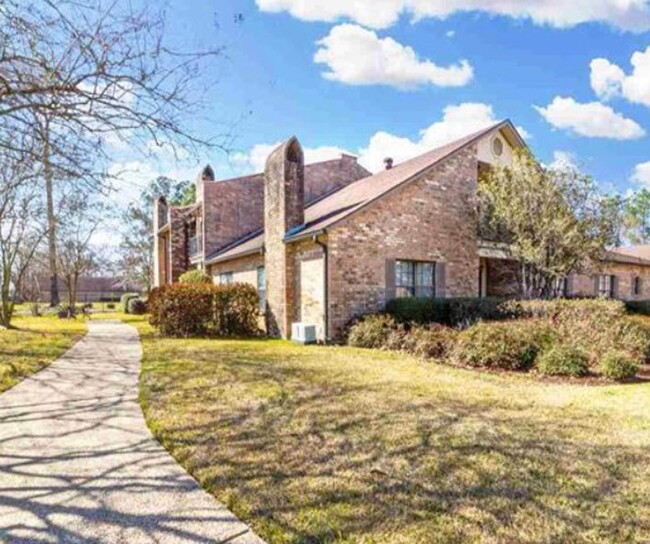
384, 157, 394, 170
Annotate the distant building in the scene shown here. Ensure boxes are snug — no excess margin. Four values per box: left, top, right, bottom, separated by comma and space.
23, 277, 142, 303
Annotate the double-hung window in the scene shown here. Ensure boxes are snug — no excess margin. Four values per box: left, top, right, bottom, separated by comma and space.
633, 276, 643, 297
218, 272, 234, 285
598, 275, 615, 298
395, 260, 436, 298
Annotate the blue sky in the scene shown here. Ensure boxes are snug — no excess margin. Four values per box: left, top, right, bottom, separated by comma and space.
109, 0, 650, 201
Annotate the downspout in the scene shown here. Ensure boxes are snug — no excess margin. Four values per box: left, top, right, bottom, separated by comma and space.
313, 233, 329, 343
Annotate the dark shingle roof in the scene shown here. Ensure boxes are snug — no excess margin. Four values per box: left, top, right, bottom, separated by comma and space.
207, 121, 520, 264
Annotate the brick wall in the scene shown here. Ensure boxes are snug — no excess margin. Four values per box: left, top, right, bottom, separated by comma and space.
264, 138, 305, 338
289, 239, 326, 340
304, 155, 370, 203
571, 262, 650, 300
169, 208, 188, 283
208, 253, 264, 286
326, 145, 480, 338
202, 176, 265, 258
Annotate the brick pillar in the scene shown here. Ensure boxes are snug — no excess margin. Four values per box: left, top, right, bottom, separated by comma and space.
264, 137, 304, 338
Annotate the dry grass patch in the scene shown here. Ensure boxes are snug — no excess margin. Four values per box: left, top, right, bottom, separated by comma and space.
134, 319, 650, 543
0, 315, 87, 393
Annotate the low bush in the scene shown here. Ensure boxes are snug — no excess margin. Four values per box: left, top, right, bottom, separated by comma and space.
625, 300, 650, 316
149, 283, 260, 338
407, 324, 458, 359
347, 315, 398, 349
106, 303, 115, 310
536, 346, 590, 377
127, 298, 147, 315
451, 320, 551, 371
179, 269, 212, 284
385, 297, 510, 327
121, 293, 139, 313
600, 351, 639, 381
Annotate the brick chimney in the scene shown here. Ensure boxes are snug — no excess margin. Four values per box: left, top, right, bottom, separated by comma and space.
195, 163, 215, 203
264, 137, 305, 338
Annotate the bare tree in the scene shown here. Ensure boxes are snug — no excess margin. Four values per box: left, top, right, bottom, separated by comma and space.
0, 152, 47, 328
0, 0, 228, 158
57, 197, 107, 316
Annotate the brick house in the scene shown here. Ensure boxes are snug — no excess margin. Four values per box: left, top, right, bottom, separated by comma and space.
154, 121, 650, 340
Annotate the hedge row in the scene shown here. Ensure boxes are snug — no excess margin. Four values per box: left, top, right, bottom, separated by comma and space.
148, 283, 260, 337
385, 297, 510, 327
348, 298, 646, 381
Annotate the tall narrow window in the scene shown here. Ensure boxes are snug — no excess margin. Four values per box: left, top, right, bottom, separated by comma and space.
598, 275, 615, 298
257, 266, 266, 312
395, 260, 436, 298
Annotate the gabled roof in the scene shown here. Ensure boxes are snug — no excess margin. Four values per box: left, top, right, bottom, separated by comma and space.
606, 246, 650, 266
206, 121, 523, 264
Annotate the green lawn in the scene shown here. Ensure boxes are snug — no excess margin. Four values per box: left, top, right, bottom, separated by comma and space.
0, 315, 87, 394
133, 317, 650, 543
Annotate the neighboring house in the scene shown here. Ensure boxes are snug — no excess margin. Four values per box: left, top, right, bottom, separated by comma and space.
153, 121, 650, 341
24, 277, 142, 303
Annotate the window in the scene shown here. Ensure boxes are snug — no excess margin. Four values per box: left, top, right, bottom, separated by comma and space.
257, 266, 266, 312
598, 274, 615, 298
633, 276, 643, 296
395, 260, 436, 298
552, 277, 568, 298
492, 136, 504, 157
218, 272, 233, 285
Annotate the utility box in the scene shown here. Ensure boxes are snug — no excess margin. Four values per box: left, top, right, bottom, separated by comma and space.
291, 322, 317, 344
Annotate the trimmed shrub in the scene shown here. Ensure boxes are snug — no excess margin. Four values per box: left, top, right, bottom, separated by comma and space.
127, 298, 147, 315
503, 298, 647, 367
179, 269, 212, 284
625, 300, 650, 316
536, 346, 589, 377
451, 320, 551, 371
149, 283, 260, 338
600, 351, 639, 381
385, 297, 510, 327
407, 324, 458, 359
106, 303, 115, 310
347, 314, 398, 349
121, 293, 139, 313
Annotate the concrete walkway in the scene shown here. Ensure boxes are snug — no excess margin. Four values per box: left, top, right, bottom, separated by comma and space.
0, 320, 265, 544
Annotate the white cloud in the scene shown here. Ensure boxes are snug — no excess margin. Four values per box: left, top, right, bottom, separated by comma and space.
232, 143, 351, 173
535, 96, 645, 140
314, 24, 473, 89
256, 0, 650, 31
591, 46, 650, 107
234, 102, 529, 174
549, 150, 578, 170
446, 30, 456, 37
631, 161, 650, 186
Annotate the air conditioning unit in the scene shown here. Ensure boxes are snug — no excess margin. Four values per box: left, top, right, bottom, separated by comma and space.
292, 322, 317, 344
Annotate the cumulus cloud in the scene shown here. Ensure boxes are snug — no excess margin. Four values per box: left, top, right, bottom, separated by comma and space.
590, 46, 650, 107
232, 143, 352, 173
234, 102, 530, 174
631, 161, 650, 187
256, 0, 650, 31
549, 150, 578, 170
535, 96, 645, 140
314, 24, 473, 89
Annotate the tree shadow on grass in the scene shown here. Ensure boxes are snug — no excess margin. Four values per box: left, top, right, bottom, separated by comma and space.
143, 347, 650, 543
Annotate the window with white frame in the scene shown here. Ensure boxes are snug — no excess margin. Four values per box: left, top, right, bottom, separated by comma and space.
598, 275, 615, 298
218, 272, 234, 285
395, 260, 436, 298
